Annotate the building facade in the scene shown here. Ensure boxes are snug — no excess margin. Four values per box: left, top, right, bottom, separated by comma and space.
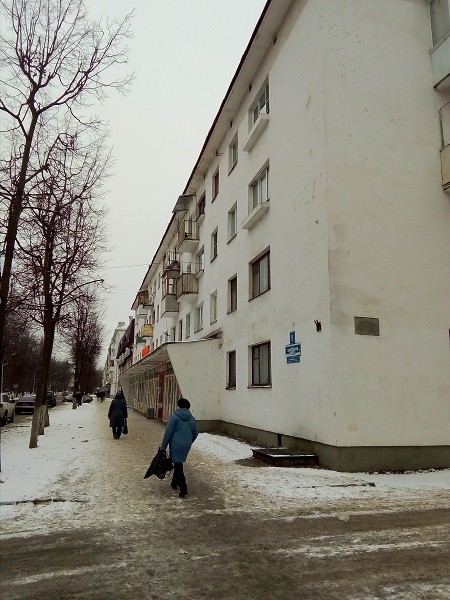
103, 321, 127, 397
118, 0, 450, 471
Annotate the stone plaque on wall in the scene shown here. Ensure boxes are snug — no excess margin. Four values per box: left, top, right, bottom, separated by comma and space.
354, 316, 380, 336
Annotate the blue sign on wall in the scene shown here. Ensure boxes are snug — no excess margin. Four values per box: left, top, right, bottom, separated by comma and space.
287, 355, 301, 364
285, 343, 301, 356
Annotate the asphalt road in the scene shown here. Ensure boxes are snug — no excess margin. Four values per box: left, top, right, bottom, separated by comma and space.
1, 402, 449, 599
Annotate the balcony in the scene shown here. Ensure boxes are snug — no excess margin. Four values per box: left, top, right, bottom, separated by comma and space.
137, 290, 154, 308
163, 251, 180, 278
194, 260, 204, 279
141, 324, 153, 337
178, 219, 199, 253
431, 35, 450, 90
176, 272, 199, 300
161, 294, 179, 318
161, 275, 179, 317
136, 305, 148, 318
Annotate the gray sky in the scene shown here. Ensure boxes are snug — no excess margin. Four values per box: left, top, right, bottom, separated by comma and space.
84, 0, 267, 363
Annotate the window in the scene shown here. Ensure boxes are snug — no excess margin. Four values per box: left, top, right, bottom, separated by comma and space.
211, 228, 218, 261
186, 313, 191, 339
196, 246, 205, 275
162, 275, 176, 297
212, 169, 219, 200
156, 305, 160, 321
210, 290, 217, 324
171, 326, 176, 342
195, 303, 203, 332
251, 341, 271, 386
250, 249, 270, 299
430, 0, 450, 47
227, 203, 237, 241
249, 80, 269, 129
229, 136, 238, 172
197, 194, 205, 220
158, 273, 161, 289
227, 350, 236, 389
250, 166, 269, 211
228, 275, 237, 313
178, 319, 183, 341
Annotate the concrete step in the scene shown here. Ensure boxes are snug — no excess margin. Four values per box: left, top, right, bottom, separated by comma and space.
252, 448, 319, 467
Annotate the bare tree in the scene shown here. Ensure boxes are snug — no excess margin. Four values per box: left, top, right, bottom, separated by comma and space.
13, 128, 109, 447
65, 295, 103, 398
0, 0, 132, 394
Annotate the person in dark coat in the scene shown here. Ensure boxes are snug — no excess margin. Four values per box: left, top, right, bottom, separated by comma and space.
161, 397, 198, 497
108, 390, 128, 439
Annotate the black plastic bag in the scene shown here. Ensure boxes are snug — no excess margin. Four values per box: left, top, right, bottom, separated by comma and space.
144, 448, 173, 479
122, 419, 128, 435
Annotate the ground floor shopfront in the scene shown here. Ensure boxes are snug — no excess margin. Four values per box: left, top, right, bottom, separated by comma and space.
118, 339, 221, 426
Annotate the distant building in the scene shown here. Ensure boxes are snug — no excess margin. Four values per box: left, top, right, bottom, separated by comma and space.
103, 321, 127, 396
119, 0, 450, 471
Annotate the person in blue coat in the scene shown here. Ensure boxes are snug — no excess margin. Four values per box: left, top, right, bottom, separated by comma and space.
161, 397, 198, 497
108, 390, 128, 439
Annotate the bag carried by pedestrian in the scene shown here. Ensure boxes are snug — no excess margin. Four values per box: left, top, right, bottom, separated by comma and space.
144, 447, 173, 480
122, 418, 128, 435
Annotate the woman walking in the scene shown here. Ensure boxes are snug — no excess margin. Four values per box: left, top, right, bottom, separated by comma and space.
161, 397, 198, 498
108, 390, 128, 439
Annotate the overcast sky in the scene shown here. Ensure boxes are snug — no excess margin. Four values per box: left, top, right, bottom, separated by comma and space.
83, 0, 267, 363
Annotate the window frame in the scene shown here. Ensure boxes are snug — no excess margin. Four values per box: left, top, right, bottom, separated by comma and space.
249, 80, 270, 129
226, 350, 236, 389
250, 165, 269, 212
197, 193, 206, 219
210, 228, 218, 262
228, 136, 238, 173
210, 290, 217, 324
250, 341, 271, 387
228, 275, 237, 313
250, 249, 270, 299
194, 303, 204, 332
186, 313, 191, 339
227, 202, 237, 242
212, 168, 220, 201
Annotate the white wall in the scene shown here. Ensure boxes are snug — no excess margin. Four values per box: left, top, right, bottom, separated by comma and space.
320, 0, 450, 445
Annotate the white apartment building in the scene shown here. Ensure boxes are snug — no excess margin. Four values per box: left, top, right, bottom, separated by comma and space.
118, 0, 450, 471
103, 321, 127, 396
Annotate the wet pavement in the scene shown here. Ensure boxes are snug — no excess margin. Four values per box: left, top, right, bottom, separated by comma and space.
1, 401, 449, 599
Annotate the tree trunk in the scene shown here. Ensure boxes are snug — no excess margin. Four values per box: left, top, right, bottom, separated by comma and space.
0, 117, 38, 396
28, 316, 56, 448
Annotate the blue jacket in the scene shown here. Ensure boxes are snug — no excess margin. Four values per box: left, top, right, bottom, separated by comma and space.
161, 408, 198, 463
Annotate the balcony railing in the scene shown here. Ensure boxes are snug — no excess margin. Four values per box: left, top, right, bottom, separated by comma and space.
178, 219, 199, 252
163, 251, 180, 275
136, 290, 154, 307
176, 272, 199, 300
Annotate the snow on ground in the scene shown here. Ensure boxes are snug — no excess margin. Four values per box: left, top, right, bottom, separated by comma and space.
1, 403, 449, 508
195, 432, 450, 505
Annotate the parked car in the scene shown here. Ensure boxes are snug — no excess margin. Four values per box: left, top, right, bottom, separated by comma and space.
62, 390, 71, 401
0, 393, 15, 425
82, 394, 93, 403
46, 390, 57, 407
14, 395, 36, 415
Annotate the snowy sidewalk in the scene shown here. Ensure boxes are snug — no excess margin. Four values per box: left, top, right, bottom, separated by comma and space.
1, 400, 449, 526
